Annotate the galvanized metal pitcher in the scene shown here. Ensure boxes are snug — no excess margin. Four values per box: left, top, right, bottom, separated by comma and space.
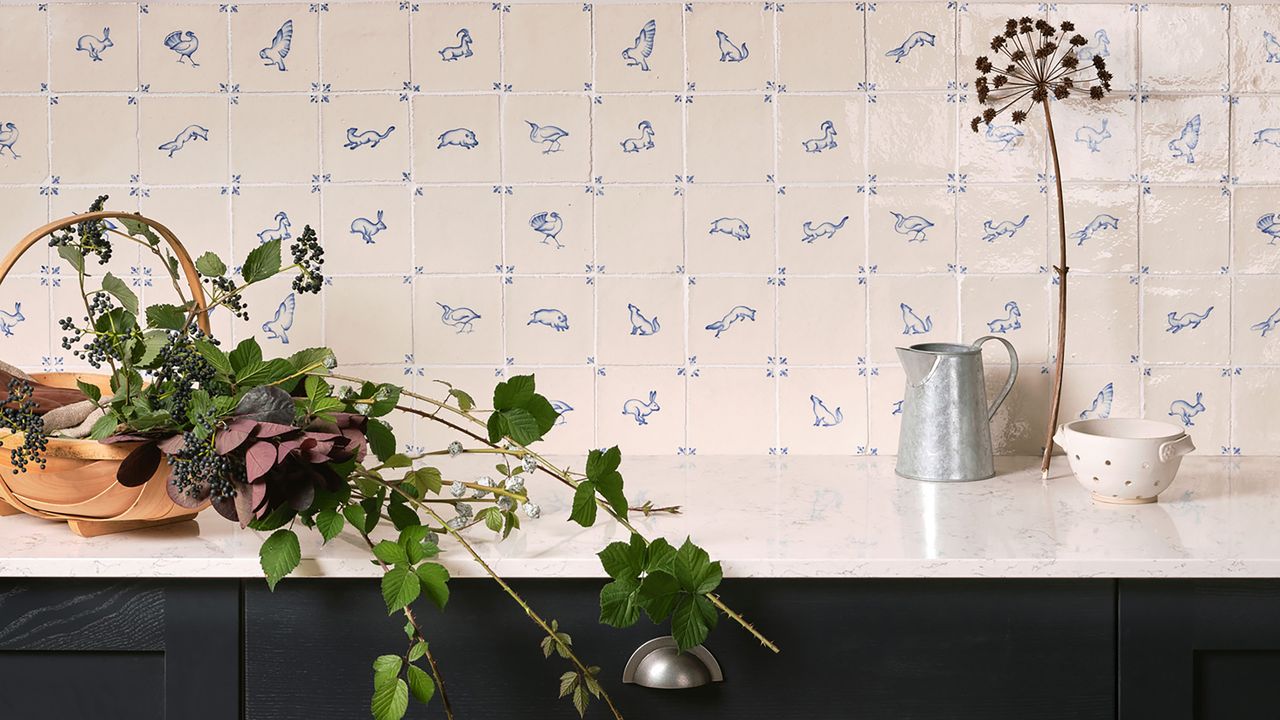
895, 336, 1018, 482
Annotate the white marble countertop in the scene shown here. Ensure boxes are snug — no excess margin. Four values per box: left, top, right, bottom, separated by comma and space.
2, 455, 1278, 580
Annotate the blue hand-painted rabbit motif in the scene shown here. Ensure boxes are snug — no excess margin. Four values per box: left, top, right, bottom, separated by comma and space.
1250, 307, 1280, 337
900, 303, 932, 335
0, 123, 19, 160
623, 19, 656, 71
1075, 119, 1111, 153
257, 212, 292, 244
1168, 392, 1205, 427
709, 217, 750, 241
525, 121, 569, 153
801, 217, 848, 243
987, 301, 1022, 334
890, 212, 933, 242
439, 28, 474, 61
715, 31, 748, 62
437, 128, 478, 150
163, 30, 200, 66
705, 305, 756, 338
1169, 115, 1201, 163
529, 308, 570, 332
622, 391, 660, 425
1069, 213, 1120, 246
802, 121, 838, 153
884, 30, 935, 63
1166, 306, 1213, 334
0, 303, 23, 337
985, 123, 1023, 152
262, 293, 295, 344
350, 210, 386, 244
1075, 29, 1110, 63
529, 212, 564, 249
1265, 31, 1280, 63
1254, 128, 1280, 149
810, 395, 843, 427
620, 121, 655, 153
1258, 214, 1280, 245
627, 303, 660, 336
158, 125, 209, 158
345, 126, 395, 150
550, 400, 574, 425
260, 20, 293, 71
76, 28, 113, 62
437, 302, 481, 334
1079, 382, 1114, 420
982, 215, 1029, 242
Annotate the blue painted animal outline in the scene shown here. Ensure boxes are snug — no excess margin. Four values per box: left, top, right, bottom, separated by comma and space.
260, 20, 293, 71
350, 210, 387, 244
623, 19, 656, 71
528, 308, 570, 332
163, 30, 201, 66
1168, 392, 1205, 427
705, 305, 756, 338
627, 303, 660, 336
0, 302, 24, 337
262, 293, 296, 344
622, 391, 660, 425
0, 122, 19, 160
436, 302, 481, 334
810, 395, 843, 427
884, 30, 936, 63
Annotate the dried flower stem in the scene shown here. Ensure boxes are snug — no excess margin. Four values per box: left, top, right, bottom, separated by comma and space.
1041, 100, 1069, 479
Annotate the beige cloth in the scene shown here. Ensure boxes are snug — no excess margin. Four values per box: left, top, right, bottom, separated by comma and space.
44, 400, 102, 437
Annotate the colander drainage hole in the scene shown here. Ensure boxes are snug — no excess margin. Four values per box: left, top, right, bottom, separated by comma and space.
1124, 480, 1133, 486
1075, 454, 1081, 460
1092, 476, 1099, 482
1142, 462, 1150, 470
1105, 460, 1112, 466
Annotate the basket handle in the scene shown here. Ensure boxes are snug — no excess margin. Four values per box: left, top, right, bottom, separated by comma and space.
0, 211, 211, 334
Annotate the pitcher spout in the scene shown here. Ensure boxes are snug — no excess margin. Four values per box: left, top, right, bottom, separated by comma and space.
896, 346, 940, 388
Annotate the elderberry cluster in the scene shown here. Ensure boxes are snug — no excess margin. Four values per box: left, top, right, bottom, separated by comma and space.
151, 330, 219, 420
168, 432, 242, 503
203, 274, 250, 322
48, 195, 114, 265
290, 225, 324, 294
1, 379, 47, 474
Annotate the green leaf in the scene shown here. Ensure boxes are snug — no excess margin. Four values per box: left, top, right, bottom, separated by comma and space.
675, 538, 722, 595
259, 529, 301, 591
597, 534, 646, 581
644, 538, 678, 575
407, 641, 427, 663
406, 665, 435, 705
194, 339, 232, 376
569, 481, 598, 527
586, 446, 622, 479
371, 678, 409, 720
229, 338, 263, 375
387, 502, 419, 532
486, 412, 504, 444
406, 467, 442, 495
316, 509, 344, 543
415, 563, 450, 610
492, 375, 535, 411
136, 330, 169, 368
598, 578, 641, 628
57, 245, 85, 274
289, 347, 337, 374
342, 504, 367, 534
87, 413, 119, 440
101, 272, 139, 316
526, 393, 559, 435
593, 470, 627, 520
381, 567, 420, 614
242, 238, 282, 283
381, 453, 413, 470
448, 388, 474, 412
117, 216, 161, 246
372, 655, 403, 688
373, 540, 408, 566
670, 595, 718, 652
482, 507, 504, 533
247, 504, 295, 532
636, 571, 681, 623
75, 379, 102, 404
366, 418, 396, 462
145, 303, 187, 330
238, 358, 295, 388
499, 408, 543, 445
194, 251, 227, 278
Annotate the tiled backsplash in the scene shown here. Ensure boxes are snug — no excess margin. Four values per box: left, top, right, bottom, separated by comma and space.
1, 1, 1278, 455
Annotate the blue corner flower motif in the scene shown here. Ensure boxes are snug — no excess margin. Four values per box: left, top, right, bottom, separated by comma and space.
437, 303, 481, 334
802, 120, 838, 153
1079, 382, 1114, 420
1265, 31, 1279, 63
801, 216, 848, 243
1251, 307, 1280, 337
0, 302, 24, 337
982, 215, 1029, 242
349, 210, 386, 244
622, 391, 660, 425
525, 121, 568, 153
627, 303, 660, 336
437, 127, 478, 149
985, 123, 1023, 152
884, 30, 935, 63
1166, 306, 1213, 334
529, 211, 564, 249
709, 217, 750, 241
1074, 119, 1111, 153
1168, 392, 1205, 427
1169, 114, 1201, 164
1076, 29, 1110, 63
528, 308, 570, 332
0, 122, 20, 159
1259, 213, 1280, 245
260, 20, 293, 71
76, 27, 114, 62
439, 28, 474, 61
262, 293, 296, 344
810, 395, 843, 427
890, 211, 933, 242
986, 301, 1022, 334
345, 126, 395, 150
620, 121, 655, 153
715, 30, 749, 62
163, 30, 201, 66
623, 19, 656, 71
1069, 213, 1120, 246
257, 212, 292, 244
900, 303, 932, 335
158, 125, 209, 157
705, 305, 756, 338
1254, 128, 1280, 149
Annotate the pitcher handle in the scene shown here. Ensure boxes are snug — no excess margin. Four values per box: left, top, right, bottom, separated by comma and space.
972, 335, 1019, 422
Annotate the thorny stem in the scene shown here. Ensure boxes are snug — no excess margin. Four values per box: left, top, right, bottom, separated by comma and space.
1041, 100, 1070, 480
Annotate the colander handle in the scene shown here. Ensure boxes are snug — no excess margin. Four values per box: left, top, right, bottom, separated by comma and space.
1159, 434, 1195, 463
972, 335, 1019, 422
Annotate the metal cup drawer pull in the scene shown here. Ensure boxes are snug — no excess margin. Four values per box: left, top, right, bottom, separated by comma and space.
622, 637, 724, 689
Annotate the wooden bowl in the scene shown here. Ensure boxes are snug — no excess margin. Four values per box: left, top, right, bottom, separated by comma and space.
0, 373, 205, 537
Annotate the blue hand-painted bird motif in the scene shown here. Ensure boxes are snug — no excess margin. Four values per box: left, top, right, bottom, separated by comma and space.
350, 210, 386, 244
158, 125, 209, 157
1069, 213, 1120, 246
1168, 392, 1205, 427
709, 217, 750, 241
260, 20, 293, 71
163, 30, 200, 66
900, 303, 932, 335
705, 305, 756, 338
262, 293, 295, 344
257, 212, 292, 244
439, 28, 474, 61
890, 212, 933, 242
1254, 128, 1280, 148
987, 301, 1022, 334
627, 303, 660, 336
620, 121, 655, 153
715, 30, 748, 62
525, 121, 569, 153
0, 123, 19, 160
802, 217, 848, 243
1079, 382, 1114, 420
1075, 119, 1111, 153
982, 215, 1029, 242
436, 302, 481, 334
811, 395, 843, 427
345, 126, 395, 150
884, 31, 935, 63
1258, 214, 1280, 245
1167, 306, 1213, 334
1169, 115, 1201, 163
802, 120, 838, 153
1265, 31, 1280, 63
622, 391, 660, 425
76, 27, 113, 62
437, 128, 478, 149
0, 303, 23, 337
1075, 29, 1110, 63
528, 308, 570, 332
529, 212, 564, 249
623, 19, 656, 71
550, 400, 574, 425
985, 123, 1023, 152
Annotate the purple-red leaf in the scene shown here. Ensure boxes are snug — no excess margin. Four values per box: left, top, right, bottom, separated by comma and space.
157, 434, 186, 455
244, 440, 279, 484
215, 421, 255, 455
117, 441, 162, 488
166, 472, 208, 509
253, 421, 297, 438
211, 479, 254, 527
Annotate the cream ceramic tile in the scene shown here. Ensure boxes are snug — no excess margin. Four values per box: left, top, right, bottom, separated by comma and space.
593, 95, 683, 184
596, 276, 684, 366
867, 274, 958, 363
868, 186, 956, 273
1140, 95, 1229, 183
1142, 276, 1229, 365
777, 186, 864, 275
321, 94, 410, 182
778, 278, 865, 365
1051, 184, 1137, 273
502, 94, 591, 183
51, 95, 137, 185
1, 277, 49, 367
957, 185, 1047, 274
867, 94, 955, 182
596, 366, 685, 453
960, 108, 1047, 184
778, 2, 864, 92
231, 4, 317, 92
230, 94, 320, 184
321, 184, 411, 274
866, 2, 954, 90
960, 274, 1051, 365
413, 94, 500, 184
141, 187, 232, 262
779, 368, 868, 454
594, 3, 684, 93
0, 190, 49, 277
139, 96, 229, 186
235, 272, 323, 352
503, 4, 591, 92
1230, 4, 1280, 93
778, 95, 864, 184
1139, 186, 1229, 274
414, 186, 501, 274
687, 367, 775, 453
1233, 186, 1280, 274
686, 2, 775, 92
504, 185, 593, 274
984, 356, 1051, 456
325, 276, 411, 365
1233, 367, 1280, 454
1060, 364, 1139, 422
505, 277, 594, 365
595, 187, 684, 274
0, 7, 47, 92
685, 184, 774, 275
1144, 366, 1228, 456
1052, 94, 1138, 183
686, 95, 774, 183
140, 4, 228, 93
1049, 4, 1138, 94
688, 276, 774, 364
1232, 96, 1280, 185
507, 365, 596, 454
1140, 4, 1228, 93
413, 3, 500, 92
411, 367, 502, 447
231, 186, 320, 258
321, 2, 409, 91
1233, 275, 1280, 364
1057, 274, 1138, 364
866, 363, 905, 454
50, 3, 137, 91
415, 276, 503, 365
0, 95, 49, 185
958, 3, 1040, 95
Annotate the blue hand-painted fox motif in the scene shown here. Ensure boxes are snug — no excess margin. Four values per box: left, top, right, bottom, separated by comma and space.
802, 216, 848, 243
705, 305, 756, 338
158, 125, 209, 158
884, 30, 935, 63
345, 126, 395, 150
982, 215, 1029, 243
1070, 213, 1120, 246
1166, 306, 1213, 334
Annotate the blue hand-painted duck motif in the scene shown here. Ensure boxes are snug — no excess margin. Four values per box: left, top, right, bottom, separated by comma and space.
705, 305, 756, 338
802, 121, 838, 153
1169, 115, 1201, 163
620, 121, 655, 153
987, 301, 1022, 334
900, 303, 932, 335
1251, 307, 1280, 337
529, 212, 564, 249
1079, 382, 1114, 420
0, 123, 19, 159
1070, 213, 1120, 246
982, 215, 1029, 243
715, 30, 748, 62
439, 28, 474, 61
1258, 214, 1280, 245
262, 293, 295, 344
1075, 29, 1110, 63
345, 126, 395, 150
1254, 128, 1280, 149
627, 303, 660, 336
260, 20, 293, 71
709, 217, 750, 241
550, 400, 573, 425
811, 395, 843, 427
890, 212, 933, 242
525, 121, 569, 153
1166, 306, 1213, 334
528, 308, 570, 332
76, 27, 113, 62
350, 210, 386, 244
0, 303, 23, 337
158, 125, 209, 157
884, 30, 935, 63
1168, 392, 1205, 427
437, 128, 478, 149
163, 30, 200, 66
436, 302, 481, 334
623, 19, 656, 71
257, 212, 292, 244
802, 216, 848, 243
1075, 119, 1111, 153
622, 391, 660, 425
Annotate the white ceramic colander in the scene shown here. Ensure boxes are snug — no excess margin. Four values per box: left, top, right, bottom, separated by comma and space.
1053, 418, 1195, 505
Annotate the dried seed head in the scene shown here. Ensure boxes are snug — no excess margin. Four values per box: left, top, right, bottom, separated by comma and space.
1012, 110, 1028, 124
